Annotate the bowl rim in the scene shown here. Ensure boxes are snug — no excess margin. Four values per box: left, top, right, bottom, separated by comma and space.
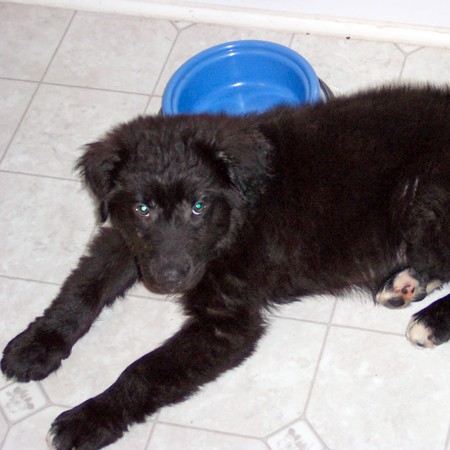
162, 39, 321, 115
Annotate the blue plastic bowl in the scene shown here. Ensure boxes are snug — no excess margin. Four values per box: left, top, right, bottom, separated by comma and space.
162, 40, 321, 115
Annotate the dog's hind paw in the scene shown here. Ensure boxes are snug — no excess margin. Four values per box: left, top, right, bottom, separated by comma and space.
406, 294, 450, 348
406, 318, 436, 348
375, 268, 434, 308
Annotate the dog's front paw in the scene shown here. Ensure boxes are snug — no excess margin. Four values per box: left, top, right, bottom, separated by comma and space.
1, 325, 70, 382
48, 399, 126, 450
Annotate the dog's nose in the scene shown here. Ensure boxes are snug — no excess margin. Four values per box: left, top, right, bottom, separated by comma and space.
161, 267, 185, 285
158, 261, 192, 288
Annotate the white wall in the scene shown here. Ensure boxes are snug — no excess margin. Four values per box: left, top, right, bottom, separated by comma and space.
195, 0, 450, 29
8, 0, 450, 46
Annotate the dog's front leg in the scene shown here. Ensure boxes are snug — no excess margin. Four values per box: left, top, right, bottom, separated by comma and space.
1, 227, 139, 382
48, 305, 265, 449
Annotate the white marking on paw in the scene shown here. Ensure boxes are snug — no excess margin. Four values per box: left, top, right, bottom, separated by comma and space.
46, 430, 57, 450
406, 318, 435, 349
376, 268, 425, 306
425, 279, 442, 294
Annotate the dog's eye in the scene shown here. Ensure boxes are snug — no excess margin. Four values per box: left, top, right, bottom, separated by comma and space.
192, 201, 206, 215
135, 203, 152, 217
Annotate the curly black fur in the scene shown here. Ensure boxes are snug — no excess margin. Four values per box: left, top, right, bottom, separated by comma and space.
2, 85, 449, 449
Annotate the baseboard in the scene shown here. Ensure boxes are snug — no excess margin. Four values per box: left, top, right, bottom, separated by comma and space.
7, 0, 450, 48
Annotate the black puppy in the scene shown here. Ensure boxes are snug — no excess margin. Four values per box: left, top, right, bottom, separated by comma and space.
2, 85, 449, 449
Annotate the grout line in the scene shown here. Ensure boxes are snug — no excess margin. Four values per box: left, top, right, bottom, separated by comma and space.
287, 32, 296, 48
263, 415, 330, 449
37, 381, 55, 409
40, 10, 77, 83
445, 422, 450, 450
271, 312, 331, 326
329, 322, 408, 339
0, 422, 7, 449
144, 412, 159, 449
37, 79, 154, 98
0, 273, 61, 287
301, 299, 337, 419
0, 9, 76, 167
144, 412, 161, 449
0, 77, 39, 85
398, 52, 408, 82
0, 167, 82, 183
154, 419, 269, 443
143, 21, 185, 113
0, 82, 39, 167
149, 22, 184, 99
0, 389, 49, 428
272, 304, 409, 338
405, 46, 425, 56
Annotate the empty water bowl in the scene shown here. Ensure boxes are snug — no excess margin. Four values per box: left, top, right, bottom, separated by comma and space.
162, 40, 325, 115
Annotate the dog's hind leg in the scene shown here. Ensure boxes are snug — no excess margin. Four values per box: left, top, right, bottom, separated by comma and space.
377, 176, 449, 308
406, 293, 450, 348
1, 227, 139, 382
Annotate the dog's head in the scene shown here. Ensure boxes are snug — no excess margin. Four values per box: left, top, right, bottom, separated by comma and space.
78, 114, 272, 294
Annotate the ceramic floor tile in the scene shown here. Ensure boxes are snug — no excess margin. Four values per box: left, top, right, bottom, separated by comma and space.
154, 23, 294, 96
0, 278, 60, 390
172, 21, 194, 31
1, 406, 66, 450
396, 43, 422, 54
401, 46, 450, 84
146, 96, 164, 115
307, 326, 450, 450
291, 34, 405, 95
160, 318, 326, 437
0, 413, 6, 445
0, 172, 95, 283
0, 382, 48, 423
0, 79, 37, 159
45, 12, 177, 94
1, 3, 450, 450
0, 3, 73, 81
149, 424, 267, 449
41, 296, 184, 407
1, 84, 148, 179
274, 295, 336, 323
103, 421, 155, 450
104, 422, 154, 450
333, 283, 450, 335
267, 419, 326, 450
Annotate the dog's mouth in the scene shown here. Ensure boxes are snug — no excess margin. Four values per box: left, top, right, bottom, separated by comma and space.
141, 278, 182, 295
138, 261, 206, 295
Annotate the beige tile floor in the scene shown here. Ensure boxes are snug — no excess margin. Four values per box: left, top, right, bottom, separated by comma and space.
0, 2, 449, 449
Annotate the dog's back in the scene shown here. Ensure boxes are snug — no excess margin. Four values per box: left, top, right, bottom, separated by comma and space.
233, 86, 450, 298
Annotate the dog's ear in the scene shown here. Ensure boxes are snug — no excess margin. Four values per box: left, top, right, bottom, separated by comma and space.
77, 138, 124, 223
212, 125, 273, 205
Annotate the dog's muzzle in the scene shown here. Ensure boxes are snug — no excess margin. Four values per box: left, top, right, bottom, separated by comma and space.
140, 255, 205, 294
